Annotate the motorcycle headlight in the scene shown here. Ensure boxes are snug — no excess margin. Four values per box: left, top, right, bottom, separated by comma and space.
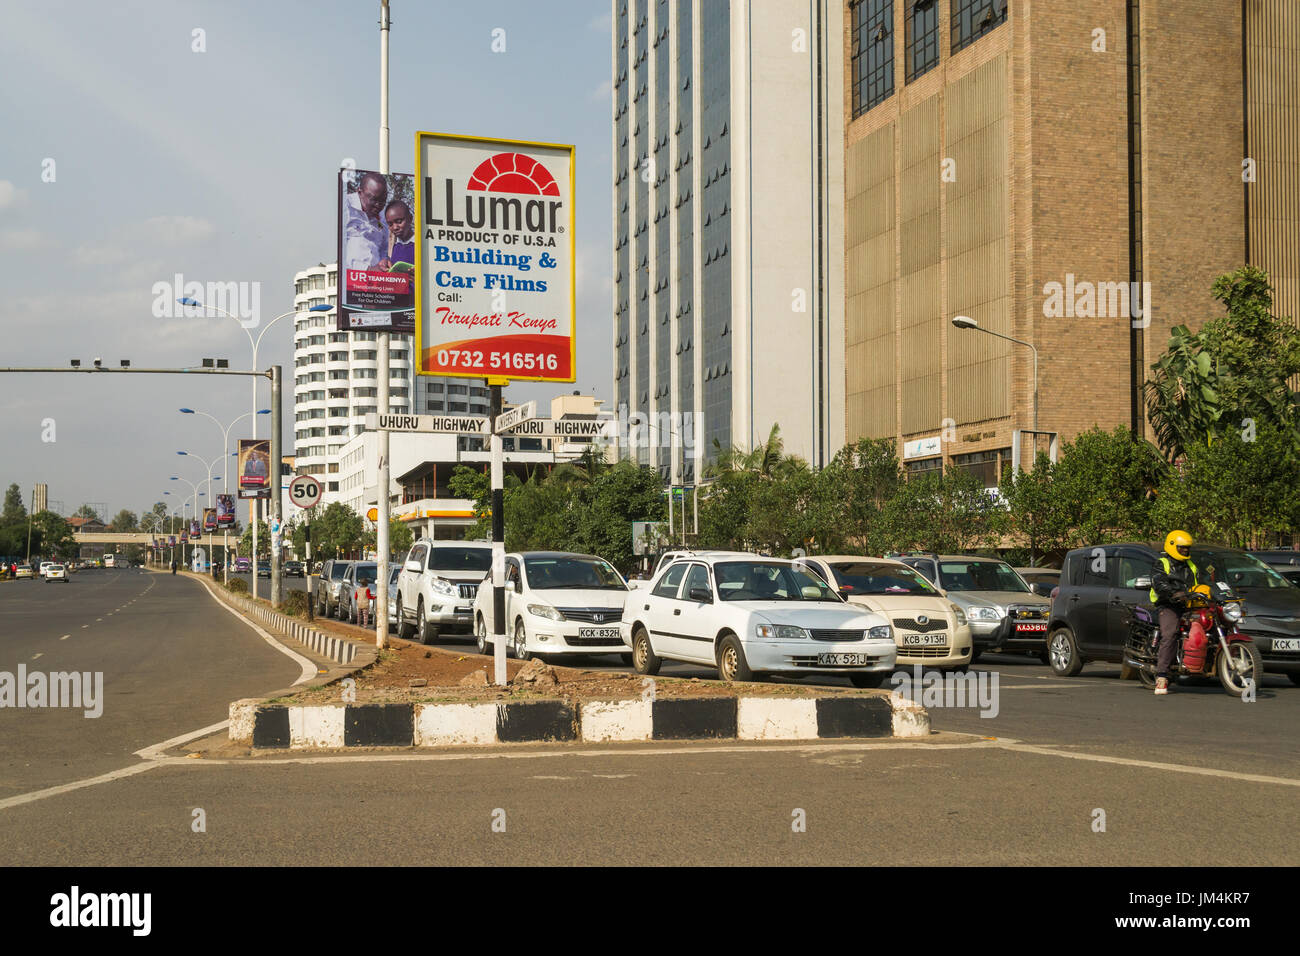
968, 606, 1001, 622
1222, 601, 1243, 623
755, 624, 808, 641
866, 625, 893, 642
526, 603, 564, 621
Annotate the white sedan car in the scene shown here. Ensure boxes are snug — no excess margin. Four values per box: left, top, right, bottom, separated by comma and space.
474, 551, 631, 662
622, 555, 897, 686
44, 563, 70, 583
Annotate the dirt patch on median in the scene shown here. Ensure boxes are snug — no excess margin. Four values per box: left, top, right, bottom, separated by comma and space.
275, 637, 874, 706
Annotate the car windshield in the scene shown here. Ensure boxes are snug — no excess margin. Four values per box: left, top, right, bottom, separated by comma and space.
938, 560, 1030, 593
353, 563, 378, 586
329, 564, 349, 580
1194, 550, 1295, 590
828, 561, 939, 596
430, 547, 492, 572
523, 556, 627, 591
715, 561, 842, 602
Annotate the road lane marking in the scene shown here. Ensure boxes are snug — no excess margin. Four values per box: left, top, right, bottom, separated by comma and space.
992, 740, 1300, 788
60, 635, 69, 640
194, 578, 315, 685
0, 763, 161, 812
30, 653, 42, 660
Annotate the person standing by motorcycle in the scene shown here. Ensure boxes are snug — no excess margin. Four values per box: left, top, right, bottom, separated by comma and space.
1149, 530, 1200, 696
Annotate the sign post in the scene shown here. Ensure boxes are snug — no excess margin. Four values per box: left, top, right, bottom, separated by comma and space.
289, 474, 322, 622
490, 381, 508, 686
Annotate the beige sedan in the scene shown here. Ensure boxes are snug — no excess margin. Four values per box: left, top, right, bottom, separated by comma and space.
799, 555, 973, 671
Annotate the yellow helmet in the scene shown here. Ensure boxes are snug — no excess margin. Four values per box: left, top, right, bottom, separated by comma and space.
1164, 530, 1193, 561
1191, 584, 1212, 598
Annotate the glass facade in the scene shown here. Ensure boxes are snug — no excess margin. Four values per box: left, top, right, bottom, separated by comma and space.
700, 0, 730, 458
906, 0, 940, 81
633, 0, 651, 466
951, 0, 1006, 55
675, 0, 694, 483
851, 0, 894, 116
653, 0, 672, 479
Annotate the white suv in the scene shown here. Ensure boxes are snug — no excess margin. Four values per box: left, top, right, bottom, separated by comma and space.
622, 555, 897, 686
395, 540, 492, 644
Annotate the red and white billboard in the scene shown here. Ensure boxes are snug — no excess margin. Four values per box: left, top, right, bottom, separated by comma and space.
415, 132, 575, 382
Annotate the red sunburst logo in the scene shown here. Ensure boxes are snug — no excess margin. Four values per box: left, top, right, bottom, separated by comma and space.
466, 152, 560, 196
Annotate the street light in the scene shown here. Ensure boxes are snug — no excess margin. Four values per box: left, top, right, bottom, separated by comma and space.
950, 314, 1039, 435
177, 299, 329, 599
179, 407, 269, 583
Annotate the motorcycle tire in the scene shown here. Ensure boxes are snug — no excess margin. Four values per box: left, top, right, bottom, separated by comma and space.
1137, 668, 1157, 688
1217, 640, 1263, 696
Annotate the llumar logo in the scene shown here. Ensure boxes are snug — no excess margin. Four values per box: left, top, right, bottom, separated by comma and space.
424, 152, 564, 239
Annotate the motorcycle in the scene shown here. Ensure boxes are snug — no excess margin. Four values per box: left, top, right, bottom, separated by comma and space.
1124, 583, 1264, 695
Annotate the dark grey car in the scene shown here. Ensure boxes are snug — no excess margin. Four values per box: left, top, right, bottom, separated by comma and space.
315, 559, 353, 618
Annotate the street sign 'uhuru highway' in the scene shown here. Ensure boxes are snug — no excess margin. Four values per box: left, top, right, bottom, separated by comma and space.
365, 413, 490, 434
503, 418, 617, 439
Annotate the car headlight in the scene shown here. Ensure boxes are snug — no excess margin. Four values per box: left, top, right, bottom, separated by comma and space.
866, 625, 893, 642
968, 606, 1002, 622
953, 607, 968, 626
1222, 601, 1243, 623
431, 578, 457, 598
755, 624, 808, 640
527, 603, 565, 621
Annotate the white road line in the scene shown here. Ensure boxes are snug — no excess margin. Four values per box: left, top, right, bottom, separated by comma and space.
0, 762, 161, 811
993, 741, 1300, 788
59, 635, 69, 641
30, 653, 42, 660
134, 720, 230, 760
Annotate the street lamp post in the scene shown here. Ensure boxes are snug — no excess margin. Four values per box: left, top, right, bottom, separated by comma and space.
169, 476, 206, 568
180, 407, 270, 584
176, 300, 330, 601
951, 313, 1039, 441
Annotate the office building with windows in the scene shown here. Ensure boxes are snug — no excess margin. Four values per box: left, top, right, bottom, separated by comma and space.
611, 0, 846, 482
844, 0, 1299, 486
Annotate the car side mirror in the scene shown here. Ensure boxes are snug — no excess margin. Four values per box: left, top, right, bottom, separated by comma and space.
404, 559, 420, 573
1134, 576, 1152, 589
689, 586, 712, 603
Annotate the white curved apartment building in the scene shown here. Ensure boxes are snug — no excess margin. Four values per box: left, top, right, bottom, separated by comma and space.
292, 262, 490, 505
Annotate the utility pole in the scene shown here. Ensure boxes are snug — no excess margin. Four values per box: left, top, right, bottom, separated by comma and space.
270, 364, 284, 605
374, 0, 393, 649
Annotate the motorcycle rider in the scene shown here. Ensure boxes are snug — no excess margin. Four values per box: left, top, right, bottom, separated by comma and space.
1149, 530, 1200, 696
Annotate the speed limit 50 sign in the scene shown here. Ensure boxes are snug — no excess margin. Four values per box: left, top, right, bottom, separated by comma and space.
289, 475, 322, 509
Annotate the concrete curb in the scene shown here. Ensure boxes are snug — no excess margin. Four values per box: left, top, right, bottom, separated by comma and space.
204, 583, 365, 666
229, 693, 931, 749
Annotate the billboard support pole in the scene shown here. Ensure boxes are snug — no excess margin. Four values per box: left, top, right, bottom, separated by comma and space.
490, 380, 508, 686
270, 364, 283, 607
374, 0, 393, 650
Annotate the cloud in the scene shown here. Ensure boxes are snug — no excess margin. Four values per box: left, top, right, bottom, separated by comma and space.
0, 180, 27, 210
74, 215, 215, 266
588, 79, 612, 103
0, 229, 52, 252
587, 11, 612, 33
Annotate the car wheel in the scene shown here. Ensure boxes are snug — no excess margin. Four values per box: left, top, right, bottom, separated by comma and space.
631, 626, 660, 675
395, 597, 415, 640
417, 598, 436, 645
475, 614, 492, 655
717, 634, 752, 682
969, 646, 983, 664
849, 672, 887, 689
1048, 627, 1085, 677
513, 620, 532, 661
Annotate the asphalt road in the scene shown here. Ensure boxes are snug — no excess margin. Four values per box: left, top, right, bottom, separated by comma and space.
1, 570, 1296, 866
0, 567, 306, 797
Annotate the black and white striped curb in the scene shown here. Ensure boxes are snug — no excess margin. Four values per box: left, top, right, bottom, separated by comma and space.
210, 589, 362, 665
230, 694, 929, 748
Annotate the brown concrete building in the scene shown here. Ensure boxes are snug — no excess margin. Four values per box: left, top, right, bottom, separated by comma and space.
843, 0, 1299, 486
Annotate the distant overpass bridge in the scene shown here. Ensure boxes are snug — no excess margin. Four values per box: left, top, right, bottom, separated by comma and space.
73, 532, 234, 548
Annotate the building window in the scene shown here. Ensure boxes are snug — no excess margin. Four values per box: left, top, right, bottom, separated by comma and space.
951, 447, 1012, 487
906, 0, 940, 81
904, 456, 942, 477
951, 0, 1006, 55
851, 0, 894, 117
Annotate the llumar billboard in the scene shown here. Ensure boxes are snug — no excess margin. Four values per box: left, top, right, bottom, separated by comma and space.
415, 132, 575, 382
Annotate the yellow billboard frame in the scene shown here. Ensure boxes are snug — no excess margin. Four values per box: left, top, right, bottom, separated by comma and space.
414, 130, 577, 384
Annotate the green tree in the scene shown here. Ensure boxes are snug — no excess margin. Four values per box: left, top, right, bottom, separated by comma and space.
878, 468, 998, 553
74, 504, 102, 522
314, 503, 365, 559
109, 509, 138, 532
3, 484, 26, 523
1151, 423, 1300, 549
1145, 265, 1300, 460
31, 511, 76, 559
364, 516, 416, 560
572, 461, 667, 569
238, 521, 270, 558
998, 453, 1073, 565
1052, 426, 1164, 547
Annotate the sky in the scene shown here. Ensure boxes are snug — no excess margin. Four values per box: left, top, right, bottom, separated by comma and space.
0, 0, 613, 521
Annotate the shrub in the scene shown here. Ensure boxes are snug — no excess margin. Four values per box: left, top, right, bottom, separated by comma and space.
280, 589, 310, 617
226, 577, 249, 595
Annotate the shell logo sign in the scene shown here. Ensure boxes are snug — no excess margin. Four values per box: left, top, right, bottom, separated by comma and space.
415, 132, 575, 383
